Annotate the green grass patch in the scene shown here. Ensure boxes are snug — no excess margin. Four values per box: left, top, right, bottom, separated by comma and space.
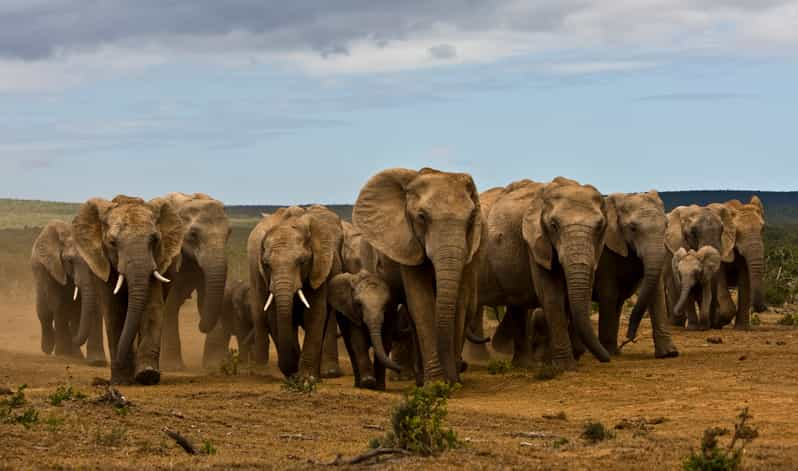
683, 407, 758, 471
281, 375, 320, 394
49, 384, 87, 406
487, 359, 513, 375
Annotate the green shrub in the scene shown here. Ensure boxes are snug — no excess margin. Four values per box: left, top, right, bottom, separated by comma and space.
220, 349, 240, 376
776, 313, 797, 326
1, 384, 38, 427
281, 375, 319, 394
372, 382, 461, 456
202, 440, 218, 455
487, 359, 513, 375
750, 313, 761, 326
552, 437, 569, 449
683, 408, 758, 471
49, 384, 87, 406
581, 421, 614, 443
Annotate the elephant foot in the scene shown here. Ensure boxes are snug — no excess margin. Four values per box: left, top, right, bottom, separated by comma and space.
734, 322, 751, 331
601, 343, 620, 357
511, 354, 538, 370
320, 366, 343, 379
670, 317, 687, 328
110, 370, 135, 386
549, 357, 577, 372
135, 367, 161, 386
655, 347, 680, 359
359, 376, 378, 390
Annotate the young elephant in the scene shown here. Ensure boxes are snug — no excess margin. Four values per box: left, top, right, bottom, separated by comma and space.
247, 205, 343, 379
31, 221, 106, 365
671, 246, 722, 330
328, 271, 402, 390
203, 279, 255, 367
72, 195, 185, 385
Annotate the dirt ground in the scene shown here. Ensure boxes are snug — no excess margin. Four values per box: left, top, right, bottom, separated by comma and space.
1, 303, 797, 470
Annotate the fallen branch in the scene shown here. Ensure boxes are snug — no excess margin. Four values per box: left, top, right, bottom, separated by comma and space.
94, 386, 131, 408
509, 431, 549, 439
163, 428, 197, 455
362, 424, 384, 431
328, 448, 411, 465
280, 433, 315, 440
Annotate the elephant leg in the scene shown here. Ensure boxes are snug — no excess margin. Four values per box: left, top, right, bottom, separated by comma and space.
297, 286, 328, 379
54, 308, 79, 358
508, 305, 536, 369
664, 263, 685, 327
202, 323, 231, 370
540, 275, 576, 371
86, 309, 107, 367
253, 308, 271, 367
389, 335, 416, 381
66, 304, 85, 359
490, 308, 515, 355
400, 264, 444, 383
337, 315, 362, 387
343, 320, 376, 389
597, 291, 621, 356
320, 311, 343, 378
685, 297, 701, 330
160, 286, 189, 370
134, 284, 164, 385
107, 300, 134, 385
734, 262, 751, 330
37, 293, 55, 355
714, 270, 737, 327
649, 281, 679, 358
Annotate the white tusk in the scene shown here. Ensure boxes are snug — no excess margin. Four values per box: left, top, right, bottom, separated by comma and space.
113, 274, 124, 295
263, 293, 274, 312
73, 286, 79, 301
297, 289, 311, 309
153, 270, 171, 283
397, 303, 403, 312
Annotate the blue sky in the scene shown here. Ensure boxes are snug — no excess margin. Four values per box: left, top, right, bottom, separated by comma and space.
0, 1, 796, 204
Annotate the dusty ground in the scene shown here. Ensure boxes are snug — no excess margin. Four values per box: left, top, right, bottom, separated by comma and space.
1, 303, 797, 470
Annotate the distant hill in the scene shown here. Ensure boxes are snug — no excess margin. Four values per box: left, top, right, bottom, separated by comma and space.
2, 191, 797, 228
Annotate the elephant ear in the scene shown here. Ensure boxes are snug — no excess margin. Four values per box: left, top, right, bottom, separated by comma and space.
604, 194, 628, 257
522, 193, 552, 271
353, 168, 424, 266
665, 208, 685, 254
750, 195, 765, 218
308, 206, 343, 289
713, 205, 737, 263
33, 222, 69, 285
72, 198, 113, 283
247, 216, 271, 285
697, 246, 721, 282
149, 198, 187, 273
328, 273, 362, 326
671, 247, 688, 286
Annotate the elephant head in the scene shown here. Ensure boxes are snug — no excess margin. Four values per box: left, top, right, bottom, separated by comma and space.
672, 246, 721, 328
666, 205, 736, 259
31, 221, 94, 354
166, 192, 231, 333
522, 177, 610, 362
353, 167, 482, 381
341, 221, 363, 274
72, 195, 185, 371
713, 197, 767, 313
603, 191, 668, 340
248, 205, 342, 377
328, 271, 401, 372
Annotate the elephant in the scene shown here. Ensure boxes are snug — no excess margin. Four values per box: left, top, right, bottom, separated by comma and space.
72, 195, 185, 385
594, 191, 679, 358
31, 220, 106, 365
353, 167, 485, 384
158, 193, 230, 370
341, 221, 364, 274
708, 196, 767, 329
664, 204, 736, 329
247, 205, 343, 379
477, 177, 611, 370
671, 246, 722, 330
202, 279, 254, 367
328, 270, 402, 390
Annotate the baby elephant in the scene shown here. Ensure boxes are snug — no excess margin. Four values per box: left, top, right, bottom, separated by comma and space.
671, 246, 722, 330
328, 271, 402, 390
203, 279, 257, 368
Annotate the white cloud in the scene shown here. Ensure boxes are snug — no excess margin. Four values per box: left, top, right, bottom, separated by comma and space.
546, 60, 660, 75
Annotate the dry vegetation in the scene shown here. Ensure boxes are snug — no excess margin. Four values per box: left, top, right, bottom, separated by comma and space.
2, 198, 798, 469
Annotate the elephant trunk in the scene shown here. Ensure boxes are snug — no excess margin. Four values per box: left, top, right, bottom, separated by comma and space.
626, 243, 665, 340
465, 326, 490, 344
73, 263, 97, 346
365, 313, 401, 372
273, 272, 299, 377
743, 237, 766, 313
673, 278, 693, 319
434, 245, 466, 382
115, 260, 153, 365
198, 253, 228, 334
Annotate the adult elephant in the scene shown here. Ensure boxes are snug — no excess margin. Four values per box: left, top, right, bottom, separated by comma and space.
479, 178, 611, 370
31, 220, 106, 365
158, 193, 230, 370
248, 205, 343, 379
72, 195, 185, 385
595, 191, 679, 358
664, 205, 736, 329
708, 197, 767, 329
671, 247, 722, 329
353, 167, 485, 384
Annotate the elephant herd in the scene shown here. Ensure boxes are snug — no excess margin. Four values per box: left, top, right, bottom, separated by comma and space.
30, 168, 768, 389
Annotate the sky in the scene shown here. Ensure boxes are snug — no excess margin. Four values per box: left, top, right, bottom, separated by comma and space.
0, 1, 796, 205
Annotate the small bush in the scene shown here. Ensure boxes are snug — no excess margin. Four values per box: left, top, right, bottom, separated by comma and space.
1, 384, 37, 427
1, 384, 28, 409
202, 440, 218, 455
372, 382, 461, 456
220, 349, 240, 376
49, 384, 87, 406
750, 313, 761, 326
765, 284, 789, 307
683, 408, 758, 471
581, 421, 614, 443
281, 375, 319, 394
776, 313, 797, 326
487, 359, 513, 375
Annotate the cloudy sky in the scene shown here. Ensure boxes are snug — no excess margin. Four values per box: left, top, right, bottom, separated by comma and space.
0, 1, 796, 204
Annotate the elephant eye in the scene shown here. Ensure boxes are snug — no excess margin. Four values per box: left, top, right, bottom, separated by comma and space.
629, 222, 638, 233
108, 237, 117, 248
549, 219, 559, 232
417, 210, 428, 225
150, 233, 160, 246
